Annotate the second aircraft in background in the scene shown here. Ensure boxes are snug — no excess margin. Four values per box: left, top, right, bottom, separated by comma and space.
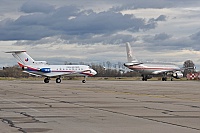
124, 42, 184, 81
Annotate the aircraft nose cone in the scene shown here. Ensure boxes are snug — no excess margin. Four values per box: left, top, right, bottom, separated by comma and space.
92, 69, 97, 75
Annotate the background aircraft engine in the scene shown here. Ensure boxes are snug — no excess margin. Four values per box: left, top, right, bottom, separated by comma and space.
172, 71, 183, 79
40, 68, 51, 73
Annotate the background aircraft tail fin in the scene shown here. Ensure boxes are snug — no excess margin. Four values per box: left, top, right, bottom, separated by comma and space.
6, 51, 35, 66
126, 42, 139, 63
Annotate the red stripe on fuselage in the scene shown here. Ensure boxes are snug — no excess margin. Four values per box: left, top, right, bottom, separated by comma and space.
18, 62, 24, 67
128, 66, 178, 71
17, 62, 39, 71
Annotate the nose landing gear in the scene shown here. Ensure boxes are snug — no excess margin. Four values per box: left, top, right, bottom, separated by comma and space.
82, 76, 87, 83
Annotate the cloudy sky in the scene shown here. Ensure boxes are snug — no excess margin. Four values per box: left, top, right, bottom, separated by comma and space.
1, 0, 200, 69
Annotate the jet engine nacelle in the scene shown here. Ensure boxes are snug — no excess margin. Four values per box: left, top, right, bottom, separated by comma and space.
172, 71, 183, 79
40, 68, 51, 73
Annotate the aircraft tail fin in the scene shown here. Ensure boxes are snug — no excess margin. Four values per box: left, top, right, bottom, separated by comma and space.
6, 51, 35, 66
126, 42, 139, 63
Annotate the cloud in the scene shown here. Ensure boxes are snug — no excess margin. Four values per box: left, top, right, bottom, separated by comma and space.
1, 0, 200, 69
190, 31, 200, 41
20, 0, 55, 14
0, 2, 160, 43
109, 0, 200, 9
140, 34, 200, 52
61, 34, 135, 45
155, 15, 167, 21
154, 33, 171, 40
108, 0, 172, 10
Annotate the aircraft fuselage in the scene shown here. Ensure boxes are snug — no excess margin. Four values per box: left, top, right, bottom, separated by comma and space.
23, 64, 96, 77
126, 63, 181, 75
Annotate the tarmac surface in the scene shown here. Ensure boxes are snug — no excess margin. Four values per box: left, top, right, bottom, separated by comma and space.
0, 80, 199, 133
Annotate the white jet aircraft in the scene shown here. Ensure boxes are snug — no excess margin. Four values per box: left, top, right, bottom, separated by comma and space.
124, 42, 184, 81
6, 51, 97, 83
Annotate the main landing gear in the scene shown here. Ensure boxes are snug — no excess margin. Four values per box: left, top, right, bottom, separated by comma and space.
44, 77, 50, 83
44, 77, 61, 83
162, 73, 167, 81
56, 78, 61, 83
142, 75, 147, 81
162, 77, 167, 81
141, 75, 153, 81
162, 72, 175, 81
141, 73, 175, 81
44, 76, 87, 83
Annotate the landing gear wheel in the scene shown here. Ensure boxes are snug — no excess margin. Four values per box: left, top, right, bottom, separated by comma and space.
44, 78, 49, 83
82, 80, 86, 83
56, 78, 61, 83
162, 77, 167, 81
142, 76, 147, 81
142, 77, 145, 81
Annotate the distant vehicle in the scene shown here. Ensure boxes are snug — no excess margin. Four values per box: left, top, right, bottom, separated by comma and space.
6, 51, 97, 83
124, 42, 184, 81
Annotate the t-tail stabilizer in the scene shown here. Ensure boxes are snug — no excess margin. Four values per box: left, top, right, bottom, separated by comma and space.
5, 51, 47, 66
5, 51, 35, 66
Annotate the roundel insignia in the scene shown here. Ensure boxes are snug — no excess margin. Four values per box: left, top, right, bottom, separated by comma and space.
25, 58, 29, 62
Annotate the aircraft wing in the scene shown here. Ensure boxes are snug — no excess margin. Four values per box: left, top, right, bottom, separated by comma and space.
44, 70, 94, 77
23, 71, 42, 77
44, 72, 70, 77
44, 71, 83, 77
23, 71, 82, 78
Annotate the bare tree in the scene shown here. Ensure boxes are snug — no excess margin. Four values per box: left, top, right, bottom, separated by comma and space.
106, 61, 111, 69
